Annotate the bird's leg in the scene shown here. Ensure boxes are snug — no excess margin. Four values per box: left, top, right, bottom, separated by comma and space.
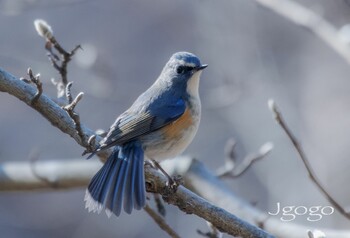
151, 159, 174, 184
151, 159, 181, 191
144, 160, 155, 168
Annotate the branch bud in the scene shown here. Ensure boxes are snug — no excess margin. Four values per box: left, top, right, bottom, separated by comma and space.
34, 19, 53, 39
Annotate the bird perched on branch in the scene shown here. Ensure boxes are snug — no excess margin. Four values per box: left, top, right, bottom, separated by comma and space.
85, 52, 207, 216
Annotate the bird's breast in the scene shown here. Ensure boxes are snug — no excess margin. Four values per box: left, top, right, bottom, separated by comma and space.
162, 107, 193, 139
141, 100, 201, 160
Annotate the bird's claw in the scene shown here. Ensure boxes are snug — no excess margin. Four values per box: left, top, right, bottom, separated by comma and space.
166, 175, 183, 193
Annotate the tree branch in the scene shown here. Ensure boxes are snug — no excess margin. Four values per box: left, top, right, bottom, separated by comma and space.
268, 99, 350, 220
255, 0, 350, 65
146, 165, 273, 238
0, 157, 273, 238
162, 158, 350, 238
0, 68, 111, 161
0, 159, 100, 190
0, 68, 273, 237
1, 156, 350, 237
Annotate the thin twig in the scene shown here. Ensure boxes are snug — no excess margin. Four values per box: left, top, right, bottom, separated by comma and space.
47, 35, 81, 88
27, 68, 43, 104
63, 91, 86, 146
197, 222, 222, 238
146, 163, 274, 238
19, 77, 31, 84
268, 99, 350, 220
36, 20, 87, 147
28, 150, 57, 188
1, 154, 350, 237
144, 204, 181, 238
65, 82, 74, 104
217, 140, 273, 178
82, 135, 97, 156
154, 193, 166, 217
255, 0, 350, 65
64, 91, 84, 111
35, 19, 81, 103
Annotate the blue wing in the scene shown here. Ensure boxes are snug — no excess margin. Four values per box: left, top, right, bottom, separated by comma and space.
97, 97, 185, 151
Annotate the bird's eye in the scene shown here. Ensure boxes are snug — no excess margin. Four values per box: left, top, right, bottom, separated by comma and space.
176, 66, 193, 74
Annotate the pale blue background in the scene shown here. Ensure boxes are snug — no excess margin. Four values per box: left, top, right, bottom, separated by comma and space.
0, 0, 350, 237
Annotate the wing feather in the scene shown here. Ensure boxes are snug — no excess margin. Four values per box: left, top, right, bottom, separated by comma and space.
98, 98, 185, 150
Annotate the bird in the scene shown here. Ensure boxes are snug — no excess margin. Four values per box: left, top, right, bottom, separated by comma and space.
84, 52, 207, 217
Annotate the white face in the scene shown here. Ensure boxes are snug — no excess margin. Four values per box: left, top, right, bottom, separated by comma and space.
186, 70, 202, 98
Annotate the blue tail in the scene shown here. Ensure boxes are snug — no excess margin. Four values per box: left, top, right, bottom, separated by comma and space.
84, 141, 146, 216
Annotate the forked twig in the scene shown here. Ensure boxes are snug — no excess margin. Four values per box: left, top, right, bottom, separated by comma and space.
34, 19, 81, 103
268, 99, 350, 220
27, 68, 43, 104
217, 139, 273, 178
63, 91, 86, 145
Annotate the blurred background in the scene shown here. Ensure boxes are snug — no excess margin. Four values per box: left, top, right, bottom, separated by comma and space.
1, 0, 350, 237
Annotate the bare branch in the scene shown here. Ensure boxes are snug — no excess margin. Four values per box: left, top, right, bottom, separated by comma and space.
154, 193, 166, 217
0, 159, 100, 191
144, 204, 181, 238
0, 68, 274, 237
82, 135, 97, 156
217, 140, 273, 178
255, 0, 350, 65
146, 165, 274, 238
64, 91, 84, 111
46, 36, 80, 88
0, 156, 273, 238
2, 156, 349, 237
34, 19, 81, 103
63, 91, 87, 148
28, 150, 54, 187
268, 99, 350, 220
27, 68, 43, 104
65, 81, 74, 104
34, 20, 87, 147
0, 68, 109, 159
162, 158, 350, 238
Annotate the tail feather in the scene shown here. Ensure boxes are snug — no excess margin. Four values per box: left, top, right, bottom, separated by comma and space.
134, 148, 145, 209
85, 156, 115, 214
85, 141, 146, 217
123, 148, 135, 214
101, 158, 120, 212
110, 155, 128, 216
89, 154, 114, 199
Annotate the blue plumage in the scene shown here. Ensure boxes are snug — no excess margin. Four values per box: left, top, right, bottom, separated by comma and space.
85, 52, 207, 217
85, 141, 145, 216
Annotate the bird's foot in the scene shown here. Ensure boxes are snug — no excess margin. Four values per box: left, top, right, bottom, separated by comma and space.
144, 160, 155, 168
151, 159, 182, 193
167, 174, 183, 193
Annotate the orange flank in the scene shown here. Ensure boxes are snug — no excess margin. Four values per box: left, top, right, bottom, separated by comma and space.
163, 107, 193, 138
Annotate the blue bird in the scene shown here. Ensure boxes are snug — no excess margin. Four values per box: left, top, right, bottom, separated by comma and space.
85, 52, 207, 216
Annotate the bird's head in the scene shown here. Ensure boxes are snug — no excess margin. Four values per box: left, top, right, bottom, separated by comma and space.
160, 52, 208, 97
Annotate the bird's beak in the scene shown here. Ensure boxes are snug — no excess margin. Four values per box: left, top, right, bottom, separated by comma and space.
196, 64, 208, 71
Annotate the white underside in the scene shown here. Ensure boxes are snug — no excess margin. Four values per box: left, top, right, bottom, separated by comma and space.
144, 71, 202, 160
